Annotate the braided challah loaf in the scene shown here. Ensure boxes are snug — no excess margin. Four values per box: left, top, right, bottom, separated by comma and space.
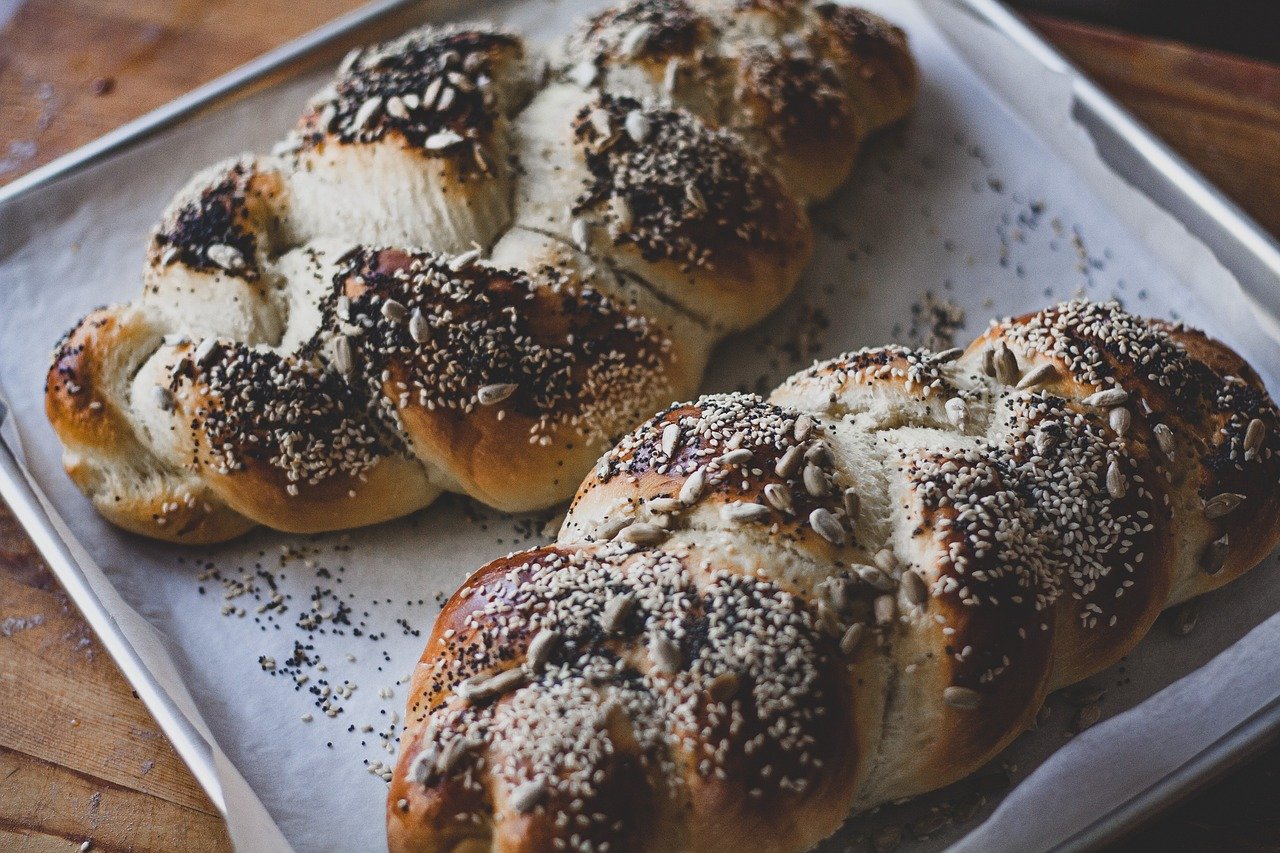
44, 0, 916, 544
388, 300, 1280, 852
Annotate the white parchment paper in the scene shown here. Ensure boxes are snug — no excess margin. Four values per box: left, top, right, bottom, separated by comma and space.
1, 1, 1277, 851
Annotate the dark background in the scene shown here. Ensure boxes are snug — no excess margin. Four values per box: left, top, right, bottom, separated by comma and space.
1010, 0, 1280, 60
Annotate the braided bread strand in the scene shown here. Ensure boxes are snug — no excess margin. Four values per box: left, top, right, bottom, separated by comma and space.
44, 0, 916, 543
388, 300, 1280, 852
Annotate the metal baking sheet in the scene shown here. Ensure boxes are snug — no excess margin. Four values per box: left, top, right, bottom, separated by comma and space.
2, 0, 1278, 849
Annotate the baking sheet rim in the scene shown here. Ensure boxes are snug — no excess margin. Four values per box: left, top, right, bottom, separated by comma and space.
1, 0, 1277, 848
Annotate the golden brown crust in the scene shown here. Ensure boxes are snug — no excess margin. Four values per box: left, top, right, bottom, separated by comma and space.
45, 307, 255, 543
392, 300, 1280, 850
47, 0, 914, 544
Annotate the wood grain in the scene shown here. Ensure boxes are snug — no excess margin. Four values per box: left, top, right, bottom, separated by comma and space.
1, 3, 1278, 851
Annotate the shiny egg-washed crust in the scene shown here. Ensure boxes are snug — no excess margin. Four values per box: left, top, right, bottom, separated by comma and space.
46, 0, 916, 543
390, 300, 1280, 851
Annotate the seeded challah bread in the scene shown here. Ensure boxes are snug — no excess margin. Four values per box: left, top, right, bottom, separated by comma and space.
45, 0, 917, 543
388, 300, 1280, 852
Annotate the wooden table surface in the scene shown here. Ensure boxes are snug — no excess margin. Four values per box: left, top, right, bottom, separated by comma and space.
2, 2, 1279, 850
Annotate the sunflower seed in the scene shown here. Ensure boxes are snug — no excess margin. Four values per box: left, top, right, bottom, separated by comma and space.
352, 96, 382, 130
620, 23, 652, 57
596, 516, 632, 541
1198, 534, 1229, 575
601, 593, 635, 633
661, 423, 680, 458
994, 344, 1019, 385
436, 736, 476, 775
902, 570, 928, 605
456, 669, 523, 703
776, 444, 805, 478
856, 565, 895, 592
874, 548, 898, 573
1032, 427, 1058, 455
874, 594, 896, 625
571, 217, 592, 252
943, 686, 982, 710
508, 778, 546, 814
842, 488, 861, 519
1081, 387, 1129, 408
448, 248, 481, 271
719, 448, 753, 466
1016, 362, 1058, 390
763, 483, 794, 514
159, 245, 180, 266
935, 347, 964, 362
1106, 460, 1127, 499
1109, 406, 1131, 436
982, 347, 997, 377
794, 414, 815, 442
407, 746, 438, 783
385, 95, 408, 119
839, 622, 866, 655
804, 442, 834, 467
409, 309, 431, 344
477, 383, 517, 405
802, 464, 829, 497
809, 507, 845, 545
525, 628, 559, 671
649, 634, 682, 673
152, 385, 174, 412
436, 86, 456, 112
194, 337, 218, 366
944, 397, 967, 428
1171, 601, 1198, 636
1153, 423, 1175, 458
401, 93, 420, 110
381, 298, 407, 323
1244, 418, 1266, 459
679, 469, 706, 505
332, 335, 354, 376
686, 183, 707, 213
618, 522, 666, 546
485, 667, 526, 696
624, 110, 650, 144
424, 129, 464, 150
1203, 492, 1246, 519
821, 577, 852, 612
707, 671, 740, 703
206, 243, 245, 272
568, 60, 598, 88
724, 502, 772, 524
647, 497, 684, 514
816, 600, 842, 636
